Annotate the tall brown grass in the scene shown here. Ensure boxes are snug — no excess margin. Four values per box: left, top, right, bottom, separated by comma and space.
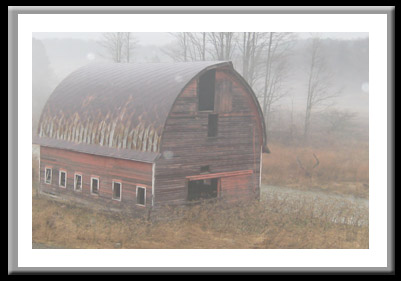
262, 141, 369, 198
32, 188, 368, 249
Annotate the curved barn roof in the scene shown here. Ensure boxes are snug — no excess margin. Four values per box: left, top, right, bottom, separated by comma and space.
35, 61, 268, 162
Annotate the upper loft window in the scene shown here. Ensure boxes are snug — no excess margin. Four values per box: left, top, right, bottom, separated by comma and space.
198, 69, 216, 111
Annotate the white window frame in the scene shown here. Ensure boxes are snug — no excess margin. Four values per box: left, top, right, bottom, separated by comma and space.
74, 173, 83, 192
59, 170, 67, 188
90, 177, 100, 195
136, 186, 146, 207
112, 181, 122, 201
45, 167, 52, 185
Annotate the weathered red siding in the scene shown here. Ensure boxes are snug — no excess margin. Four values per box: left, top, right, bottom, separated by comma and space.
220, 174, 257, 202
40, 146, 153, 209
154, 68, 262, 206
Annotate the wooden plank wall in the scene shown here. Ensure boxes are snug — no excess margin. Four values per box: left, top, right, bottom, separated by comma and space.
220, 174, 257, 203
39, 146, 153, 209
155, 69, 262, 206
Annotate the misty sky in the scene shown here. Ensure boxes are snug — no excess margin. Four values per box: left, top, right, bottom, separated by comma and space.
32, 31, 369, 125
33, 32, 368, 46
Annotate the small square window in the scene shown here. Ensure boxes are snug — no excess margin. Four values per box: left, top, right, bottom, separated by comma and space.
45, 167, 52, 184
59, 170, 67, 188
136, 186, 146, 206
112, 181, 122, 201
91, 177, 99, 195
200, 165, 210, 173
74, 174, 82, 191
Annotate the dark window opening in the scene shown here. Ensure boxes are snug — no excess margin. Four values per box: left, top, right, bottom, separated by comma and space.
200, 165, 210, 173
187, 178, 218, 201
59, 171, 66, 187
45, 168, 52, 184
74, 174, 82, 191
137, 187, 146, 206
91, 178, 99, 194
208, 114, 218, 137
198, 69, 216, 111
113, 181, 121, 201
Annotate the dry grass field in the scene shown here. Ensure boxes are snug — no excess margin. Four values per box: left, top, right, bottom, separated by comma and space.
32, 140, 369, 249
32, 193, 368, 249
262, 141, 369, 199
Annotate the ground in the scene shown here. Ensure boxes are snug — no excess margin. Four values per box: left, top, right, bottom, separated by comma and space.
32, 183, 368, 249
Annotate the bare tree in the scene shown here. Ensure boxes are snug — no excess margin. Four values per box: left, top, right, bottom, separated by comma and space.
163, 32, 193, 62
288, 93, 296, 143
303, 36, 342, 140
162, 34, 184, 62
122, 32, 138, 63
259, 32, 294, 133
186, 32, 207, 61
99, 32, 124, 62
32, 38, 56, 136
238, 32, 269, 88
207, 32, 236, 61
181, 32, 188, 61
165, 32, 237, 63
99, 32, 137, 63
322, 109, 358, 136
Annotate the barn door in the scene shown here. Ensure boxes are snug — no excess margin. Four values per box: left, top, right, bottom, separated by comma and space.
187, 178, 219, 201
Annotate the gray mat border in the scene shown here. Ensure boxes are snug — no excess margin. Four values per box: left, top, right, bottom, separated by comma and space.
8, 6, 394, 274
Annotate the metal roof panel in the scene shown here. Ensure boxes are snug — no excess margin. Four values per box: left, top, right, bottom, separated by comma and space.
36, 61, 232, 159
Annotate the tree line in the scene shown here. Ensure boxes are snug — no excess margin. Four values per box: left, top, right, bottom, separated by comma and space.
45, 32, 356, 144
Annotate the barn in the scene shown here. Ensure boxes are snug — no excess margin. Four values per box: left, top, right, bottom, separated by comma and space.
34, 61, 269, 212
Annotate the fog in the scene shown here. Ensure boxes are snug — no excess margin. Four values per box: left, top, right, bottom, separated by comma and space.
31, 32, 370, 251
32, 32, 368, 143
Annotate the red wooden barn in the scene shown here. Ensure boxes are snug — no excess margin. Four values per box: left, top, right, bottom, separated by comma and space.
34, 61, 269, 211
